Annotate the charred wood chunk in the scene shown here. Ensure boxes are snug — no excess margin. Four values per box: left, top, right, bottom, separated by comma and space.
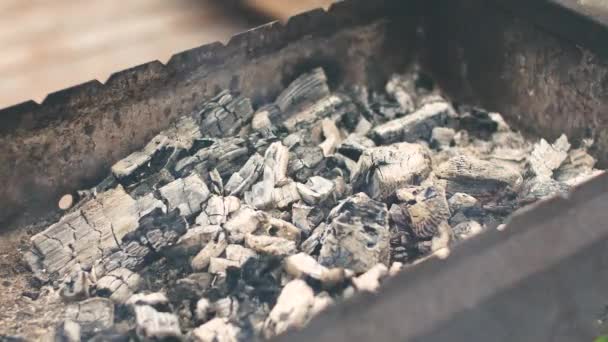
318, 193, 390, 273
292, 203, 324, 236
451, 220, 483, 242
264, 141, 290, 187
337, 134, 375, 161
196, 195, 240, 226
94, 240, 150, 277
263, 279, 316, 339
282, 94, 355, 133
30, 186, 140, 279
123, 208, 188, 254
225, 153, 264, 196
244, 234, 297, 256
169, 225, 222, 258
259, 212, 301, 243
199, 90, 254, 138
158, 173, 210, 218
134, 305, 181, 340
370, 102, 452, 145
59, 270, 93, 302
96, 267, 142, 303
296, 176, 335, 206
352, 263, 388, 293
353, 142, 432, 200
518, 177, 570, 204
318, 119, 342, 157
456, 107, 498, 139
385, 74, 416, 114
128, 169, 175, 198
436, 155, 523, 201
275, 67, 330, 117
252, 104, 280, 138
448, 192, 479, 213
191, 232, 228, 271
65, 298, 114, 336
224, 206, 265, 242
174, 137, 249, 179
430, 127, 456, 150
395, 185, 451, 239
528, 134, 570, 179
192, 317, 241, 342
225, 244, 257, 266
54, 319, 81, 342
287, 146, 325, 183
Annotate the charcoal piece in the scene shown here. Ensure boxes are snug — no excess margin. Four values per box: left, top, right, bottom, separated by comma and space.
174, 137, 249, 179
210, 297, 239, 320
259, 212, 301, 242
195, 298, 211, 322
264, 142, 290, 187
319, 119, 342, 156
124, 208, 188, 253
318, 193, 390, 273
385, 74, 415, 114
436, 155, 523, 200
528, 134, 570, 179
54, 320, 81, 342
196, 195, 240, 226
224, 153, 264, 196
518, 177, 570, 204
59, 270, 93, 302
30, 186, 140, 279
65, 298, 114, 335
209, 258, 241, 275
224, 207, 265, 242
448, 192, 479, 213
191, 317, 241, 342
247, 181, 301, 210
292, 203, 324, 235
282, 94, 353, 132
134, 193, 167, 219
370, 102, 452, 145
336, 134, 375, 161
352, 143, 432, 200
352, 263, 388, 292
158, 173, 210, 218
263, 279, 315, 339
169, 225, 222, 258
451, 221, 483, 242
275, 68, 330, 117
199, 90, 254, 138
111, 134, 173, 187
191, 232, 228, 271
244, 234, 297, 256
395, 185, 451, 239
430, 127, 455, 150
555, 146, 597, 183
225, 255, 283, 304
127, 292, 170, 311
287, 146, 325, 182
224, 245, 256, 266
284, 253, 327, 280
252, 105, 279, 138
134, 305, 181, 340
296, 176, 335, 206
272, 182, 302, 209
94, 240, 150, 277
457, 107, 498, 139
300, 223, 328, 256
166, 116, 204, 150
208, 169, 224, 195
370, 93, 402, 120
169, 273, 213, 303
96, 267, 142, 303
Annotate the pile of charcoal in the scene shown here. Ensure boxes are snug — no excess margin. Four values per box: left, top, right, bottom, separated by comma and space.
25, 67, 604, 341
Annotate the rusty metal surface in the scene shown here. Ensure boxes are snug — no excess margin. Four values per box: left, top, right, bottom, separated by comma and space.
0, 0, 417, 228
278, 171, 608, 342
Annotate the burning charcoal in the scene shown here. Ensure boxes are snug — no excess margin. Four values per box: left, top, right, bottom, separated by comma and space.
225, 245, 257, 266
451, 221, 483, 241
30, 186, 140, 279
191, 232, 228, 271
300, 223, 328, 256
191, 317, 241, 342
134, 305, 181, 340
431, 127, 455, 150
275, 68, 330, 117
296, 176, 335, 206
282, 94, 352, 132
319, 119, 342, 156
370, 102, 452, 145
211, 297, 239, 319
158, 173, 210, 218
436, 155, 523, 200
318, 193, 390, 273
386, 74, 415, 114
209, 258, 240, 275
94, 241, 150, 277
96, 267, 142, 303
353, 143, 432, 200
287, 146, 325, 182
59, 270, 93, 302
224, 153, 264, 196
395, 185, 451, 239
244, 234, 297, 256
259, 212, 302, 242
175, 137, 249, 179
519, 177, 570, 204
352, 263, 388, 292
111, 134, 174, 187
125, 208, 188, 254
263, 279, 315, 339
198, 90, 254, 138
528, 134, 570, 179
337, 134, 375, 161
223, 206, 265, 242
65, 298, 114, 335
170, 225, 222, 258
196, 195, 240, 226
54, 320, 81, 342
291, 203, 324, 235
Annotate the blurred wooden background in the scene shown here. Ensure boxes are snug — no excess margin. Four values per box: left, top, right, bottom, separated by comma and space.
0, 0, 333, 108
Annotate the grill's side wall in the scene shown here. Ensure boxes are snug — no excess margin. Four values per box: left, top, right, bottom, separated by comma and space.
422, 0, 608, 166
0, 1, 418, 229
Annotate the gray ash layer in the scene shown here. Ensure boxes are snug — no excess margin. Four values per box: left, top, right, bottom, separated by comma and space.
25, 67, 604, 341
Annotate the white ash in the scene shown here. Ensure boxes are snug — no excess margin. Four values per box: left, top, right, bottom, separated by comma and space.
26, 66, 607, 341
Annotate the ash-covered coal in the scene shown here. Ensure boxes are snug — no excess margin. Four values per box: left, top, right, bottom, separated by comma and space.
24, 67, 605, 341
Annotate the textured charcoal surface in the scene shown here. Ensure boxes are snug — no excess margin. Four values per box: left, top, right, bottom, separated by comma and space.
20, 66, 605, 341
